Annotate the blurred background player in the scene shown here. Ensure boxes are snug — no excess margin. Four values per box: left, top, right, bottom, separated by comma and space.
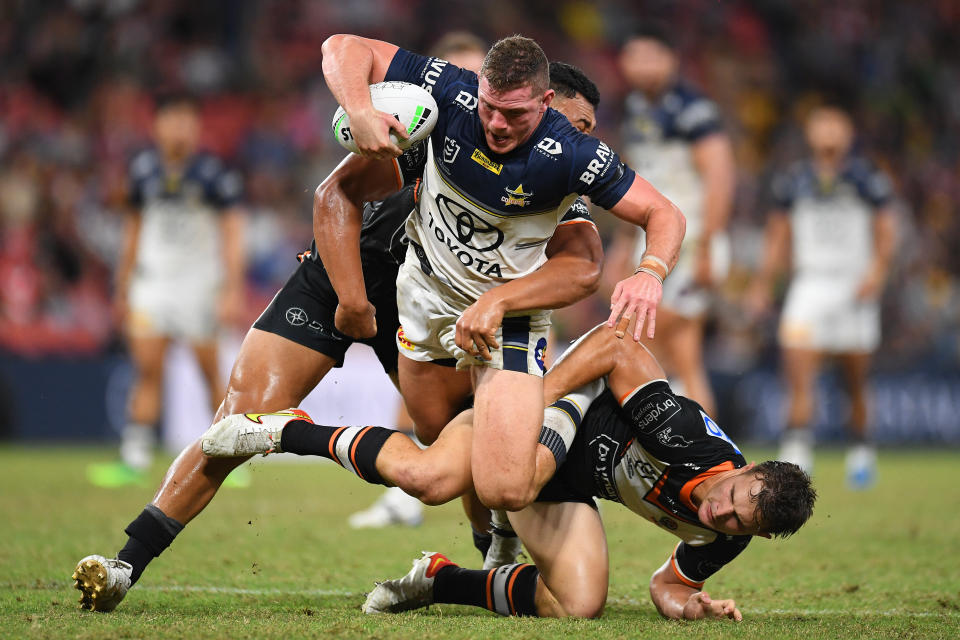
608, 26, 736, 416
346, 31, 489, 530
748, 105, 896, 487
87, 93, 245, 488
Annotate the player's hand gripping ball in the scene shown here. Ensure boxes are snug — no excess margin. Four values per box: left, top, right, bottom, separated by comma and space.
332, 82, 438, 154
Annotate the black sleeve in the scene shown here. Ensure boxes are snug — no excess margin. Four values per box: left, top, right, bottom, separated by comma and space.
619, 381, 745, 466
672, 535, 751, 586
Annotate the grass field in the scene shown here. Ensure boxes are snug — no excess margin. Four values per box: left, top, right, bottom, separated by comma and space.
2, 445, 958, 639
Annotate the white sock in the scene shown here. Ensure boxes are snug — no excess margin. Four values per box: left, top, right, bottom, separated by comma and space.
120, 423, 154, 470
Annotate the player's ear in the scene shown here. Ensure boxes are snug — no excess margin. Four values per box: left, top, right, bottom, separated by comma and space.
755, 532, 772, 539
541, 89, 555, 111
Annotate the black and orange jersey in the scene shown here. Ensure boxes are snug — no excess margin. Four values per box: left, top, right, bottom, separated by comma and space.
539, 379, 751, 587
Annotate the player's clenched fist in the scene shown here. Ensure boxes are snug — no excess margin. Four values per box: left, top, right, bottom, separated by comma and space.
346, 107, 407, 160
607, 271, 662, 341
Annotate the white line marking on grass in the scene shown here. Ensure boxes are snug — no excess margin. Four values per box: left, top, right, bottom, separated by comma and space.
140, 585, 359, 597
749, 609, 959, 618
142, 587, 960, 617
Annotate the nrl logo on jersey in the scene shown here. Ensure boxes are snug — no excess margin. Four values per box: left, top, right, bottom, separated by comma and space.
443, 137, 461, 163
501, 184, 533, 207
471, 148, 503, 175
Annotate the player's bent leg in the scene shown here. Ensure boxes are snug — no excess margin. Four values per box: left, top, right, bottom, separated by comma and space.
156, 328, 337, 522
363, 550, 542, 617
363, 501, 607, 618
349, 399, 424, 528
375, 412, 474, 505
75, 329, 337, 611
471, 367, 543, 511
398, 355, 472, 444
509, 501, 609, 618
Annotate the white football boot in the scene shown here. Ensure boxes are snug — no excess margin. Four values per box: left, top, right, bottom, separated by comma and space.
362, 551, 451, 614
348, 486, 424, 529
845, 443, 877, 490
778, 428, 814, 475
72, 555, 132, 612
200, 409, 310, 457
482, 510, 523, 570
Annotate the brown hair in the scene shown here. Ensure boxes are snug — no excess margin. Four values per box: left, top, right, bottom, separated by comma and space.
751, 461, 817, 538
479, 35, 549, 95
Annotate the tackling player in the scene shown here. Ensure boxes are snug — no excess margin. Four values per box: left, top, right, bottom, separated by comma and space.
200, 324, 816, 620
607, 27, 736, 416
87, 93, 245, 488
347, 30, 490, 530
747, 105, 896, 486
320, 34, 686, 514
71, 64, 609, 612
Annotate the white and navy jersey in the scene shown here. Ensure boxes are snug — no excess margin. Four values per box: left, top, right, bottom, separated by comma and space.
385, 49, 635, 302
770, 156, 892, 278
307, 142, 595, 269
128, 148, 242, 283
621, 81, 722, 242
541, 379, 751, 587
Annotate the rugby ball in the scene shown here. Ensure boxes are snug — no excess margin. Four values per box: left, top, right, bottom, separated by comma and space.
332, 81, 438, 154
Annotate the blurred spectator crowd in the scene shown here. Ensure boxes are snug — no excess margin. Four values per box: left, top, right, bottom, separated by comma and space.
1, 0, 959, 375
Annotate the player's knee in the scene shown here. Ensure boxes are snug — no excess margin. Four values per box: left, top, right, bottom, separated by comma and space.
391, 466, 456, 506
557, 593, 605, 619
475, 483, 535, 512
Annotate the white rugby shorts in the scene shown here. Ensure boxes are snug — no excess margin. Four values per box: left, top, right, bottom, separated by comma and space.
395, 257, 551, 375
778, 274, 880, 353
128, 274, 220, 342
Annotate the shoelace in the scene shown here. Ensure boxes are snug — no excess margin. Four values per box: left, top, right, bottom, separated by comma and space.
237, 426, 277, 455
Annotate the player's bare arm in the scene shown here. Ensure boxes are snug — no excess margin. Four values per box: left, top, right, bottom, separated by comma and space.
113, 209, 142, 326
542, 323, 666, 406
649, 560, 742, 621
606, 175, 686, 341
456, 220, 604, 359
321, 35, 408, 159
218, 206, 246, 327
856, 206, 897, 300
691, 132, 736, 286
745, 209, 791, 317
313, 154, 403, 338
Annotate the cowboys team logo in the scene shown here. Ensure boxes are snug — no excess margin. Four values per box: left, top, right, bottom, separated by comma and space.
285, 307, 308, 326
436, 194, 504, 251
501, 184, 533, 207
534, 337, 547, 373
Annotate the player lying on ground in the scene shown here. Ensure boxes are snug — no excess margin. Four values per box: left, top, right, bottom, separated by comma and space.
321, 33, 686, 514
71, 66, 608, 612
201, 325, 816, 620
